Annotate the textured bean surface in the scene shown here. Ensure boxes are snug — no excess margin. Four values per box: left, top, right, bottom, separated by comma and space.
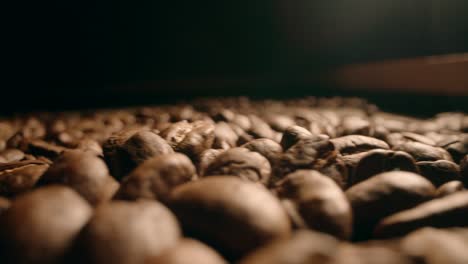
0, 97, 466, 263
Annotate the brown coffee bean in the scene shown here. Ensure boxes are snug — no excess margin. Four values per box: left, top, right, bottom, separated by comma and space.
275, 170, 352, 239
436, 181, 465, 198
345, 171, 435, 240
0, 186, 92, 264
416, 160, 461, 187
385, 132, 436, 147
160, 120, 193, 148
440, 134, 468, 163
238, 230, 339, 264
247, 115, 276, 140
213, 122, 238, 149
0, 196, 10, 215
204, 148, 271, 185
145, 239, 227, 264
122, 130, 174, 164
40, 150, 119, 205
393, 141, 453, 161
73, 200, 181, 264
374, 191, 468, 238
75, 138, 103, 156
279, 125, 314, 150
0, 149, 25, 163
27, 140, 67, 159
175, 122, 215, 160
264, 114, 296, 132
332, 243, 412, 264
351, 149, 418, 185
318, 157, 349, 189
242, 138, 283, 168
198, 149, 223, 176
0, 160, 49, 196
103, 128, 143, 179
169, 176, 291, 260
461, 155, 468, 186
330, 135, 389, 155
278, 136, 336, 178
116, 153, 196, 202
399, 227, 468, 264
340, 116, 371, 136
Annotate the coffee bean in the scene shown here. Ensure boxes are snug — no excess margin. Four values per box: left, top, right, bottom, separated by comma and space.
72, 200, 181, 264
0, 149, 25, 163
160, 121, 194, 148
351, 149, 418, 185
330, 135, 389, 155
0, 160, 49, 196
278, 136, 336, 178
461, 155, 468, 185
122, 130, 174, 164
332, 243, 412, 264
340, 116, 372, 136
275, 170, 352, 239
374, 191, 468, 238
40, 150, 119, 205
27, 140, 67, 159
238, 230, 338, 264
279, 125, 314, 150
386, 132, 436, 147
169, 176, 290, 260
0, 186, 92, 264
212, 122, 238, 149
399, 227, 468, 264
345, 171, 435, 240
145, 239, 227, 264
204, 148, 271, 184
242, 138, 283, 168
393, 141, 453, 162
197, 149, 223, 176
116, 153, 196, 203
436, 181, 465, 197
175, 122, 215, 160
416, 160, 461, 187
75, 138, 103, 156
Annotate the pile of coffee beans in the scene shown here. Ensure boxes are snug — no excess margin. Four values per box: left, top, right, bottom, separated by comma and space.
0, 96, 467, 264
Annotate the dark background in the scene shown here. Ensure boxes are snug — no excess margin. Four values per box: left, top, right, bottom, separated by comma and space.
3, 0, 468, 114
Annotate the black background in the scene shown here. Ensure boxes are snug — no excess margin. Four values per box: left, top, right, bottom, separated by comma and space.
3, 0, 468, 114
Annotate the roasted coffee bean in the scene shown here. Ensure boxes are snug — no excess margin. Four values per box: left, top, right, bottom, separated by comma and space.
385, 132, 436, 147
175, 122, 215, 160
122, 130, 174, 164
75, 138, 103, 156
436, 181, 465, 197
279, 125, 314, 150
345, 171, 435, 240
351, 149, 418, 185
399, 227, 468, 264
0, 160, 49, 196
0, 186, 92, 264
213, 122, 238, 149
278, 136, 336, 178
332, 243, 412, 264
103, 128, 143, 179
27, 140, 67, 159
145, 239, 227, 264
340, 116, 372, 136
264, 114, 296, 132
275, 170, 352, 239
0, 196, 10, 215
247, 115, 276, 140
416, 160, 461, 187
204, 147, 271, 184
0, 149, 25, 163
160, 121, 193, 148
330, 135, 389, 155
440, 134, 468, 163
393, 141, 453, 161
374, 191, 468, 238
242, 138, 283, 168
72, 200, 180, 264
169, 176, 290, 260
40, 150, 119, 205
116, 153, 196, 202
198, 149, 223, 176
318, 157, 349, 189
238, 230, 339, 264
